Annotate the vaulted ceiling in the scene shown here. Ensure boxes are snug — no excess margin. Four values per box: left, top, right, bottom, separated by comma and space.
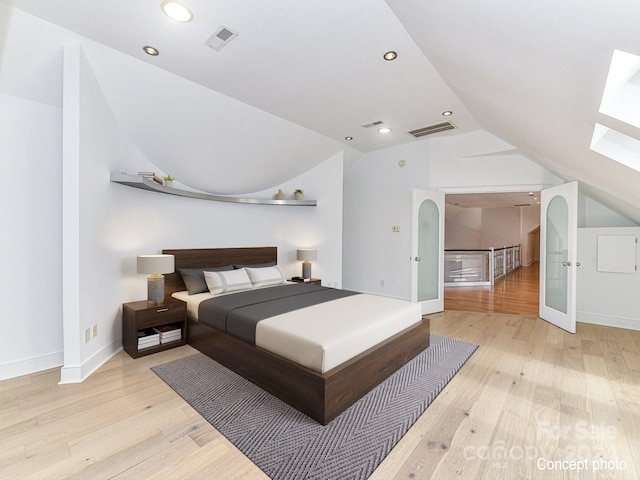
386, 0, 640, 222
3, 0, 640, 220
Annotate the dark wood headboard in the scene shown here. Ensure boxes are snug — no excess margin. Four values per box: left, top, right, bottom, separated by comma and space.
162, 247, 277, 296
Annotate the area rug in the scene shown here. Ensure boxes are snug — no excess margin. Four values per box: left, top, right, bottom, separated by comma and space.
152, 334, 477, 480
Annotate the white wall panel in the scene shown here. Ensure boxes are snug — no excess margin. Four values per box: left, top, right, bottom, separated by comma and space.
578, 227, 640, 330
0, 92, 63, 380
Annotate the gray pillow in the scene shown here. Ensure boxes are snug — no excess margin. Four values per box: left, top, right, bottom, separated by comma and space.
178, 265, 234, 295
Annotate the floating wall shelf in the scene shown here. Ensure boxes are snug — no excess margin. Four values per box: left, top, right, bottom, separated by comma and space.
110, 174, 317, 206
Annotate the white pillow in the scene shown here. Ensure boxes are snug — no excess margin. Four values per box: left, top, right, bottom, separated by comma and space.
204, 269, 253, 295
245, 266, 286, 288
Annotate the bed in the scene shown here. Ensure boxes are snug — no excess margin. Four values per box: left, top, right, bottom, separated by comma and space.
163, 247, 430, 424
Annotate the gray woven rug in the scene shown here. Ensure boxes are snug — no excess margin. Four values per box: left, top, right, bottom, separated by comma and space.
152, 334, 477, 480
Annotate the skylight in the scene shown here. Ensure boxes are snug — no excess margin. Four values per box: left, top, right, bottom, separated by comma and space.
591, 50, 640, 172
599, 50, 640, 129
591, 124, 640, 171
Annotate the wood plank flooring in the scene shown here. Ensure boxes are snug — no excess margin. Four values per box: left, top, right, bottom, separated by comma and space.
445, 262, 539, 316
2, 309, 639, 479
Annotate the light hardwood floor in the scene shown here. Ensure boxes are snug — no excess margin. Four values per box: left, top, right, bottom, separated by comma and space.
2, 310, 639, 479
445, 263, 540, 316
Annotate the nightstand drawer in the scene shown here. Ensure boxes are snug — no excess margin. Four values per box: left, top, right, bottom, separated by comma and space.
136, 304, 185, 329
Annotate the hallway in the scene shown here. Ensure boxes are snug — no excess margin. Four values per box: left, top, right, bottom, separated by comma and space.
444, 262, 540, 316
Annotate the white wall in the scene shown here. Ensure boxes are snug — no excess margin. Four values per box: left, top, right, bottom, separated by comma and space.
429, 131, 561, 191
0, 92, 64, 380
577, 227, 640, 330
578, 193, 638, 228
57, 43, 346, 383
0, 1, 76, 381
343, 142, 430, 298
444, 205, 481, 249
1, 7, 346, 381
343, 130, 559, 299
521, 205, 541, 265
480, 207, 522, 248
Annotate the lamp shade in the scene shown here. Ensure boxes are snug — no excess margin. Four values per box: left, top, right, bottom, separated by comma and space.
137, 254, 175, 274
297, 249, 317, 261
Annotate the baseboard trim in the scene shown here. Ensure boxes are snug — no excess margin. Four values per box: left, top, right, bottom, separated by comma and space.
578, 311, 640, 331
59, 338, 122, 384
0, 350, 64, 382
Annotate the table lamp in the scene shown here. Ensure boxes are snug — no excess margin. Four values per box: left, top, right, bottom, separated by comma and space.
137, 254, 175, 303
296, 249, 317, 279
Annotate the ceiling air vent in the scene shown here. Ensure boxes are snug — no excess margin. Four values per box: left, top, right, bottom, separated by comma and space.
408, 121, 455, 138
361, 120, 384, 129
205, 25, 239, 51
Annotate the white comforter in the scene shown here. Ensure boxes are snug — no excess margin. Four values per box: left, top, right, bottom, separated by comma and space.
172, 288, 422, 373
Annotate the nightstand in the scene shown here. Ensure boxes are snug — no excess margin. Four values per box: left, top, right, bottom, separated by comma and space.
289, 278, 322, 286
122, 300, 187, 358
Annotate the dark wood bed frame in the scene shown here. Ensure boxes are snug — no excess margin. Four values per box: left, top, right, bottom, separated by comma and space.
163, 247, 430, 425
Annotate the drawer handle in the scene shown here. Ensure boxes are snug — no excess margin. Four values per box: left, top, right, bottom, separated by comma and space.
156, 308, 169, 313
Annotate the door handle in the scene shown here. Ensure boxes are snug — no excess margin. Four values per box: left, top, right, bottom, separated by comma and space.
562, 261, 571, 267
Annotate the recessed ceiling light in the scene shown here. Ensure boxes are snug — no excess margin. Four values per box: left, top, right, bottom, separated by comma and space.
383, 51, 397, 61
378, 127, 392, 134
143, 45, 159, 56
442, 111, 453, 116
161, 0, 194, 22
345, 136, 353, 141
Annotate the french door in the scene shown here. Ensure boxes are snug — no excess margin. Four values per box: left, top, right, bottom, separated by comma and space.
539, 181, 578, 333
411, 189, 445, 314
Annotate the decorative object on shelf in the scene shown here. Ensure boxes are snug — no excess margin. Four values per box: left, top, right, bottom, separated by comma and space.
163, 175, 175, 187
137, 254, 175, 303
274, 189, 286, 200
111, 174, 317, 206
139, 171, 164, 185
294, 189, 304, 200
296, 248, 317, 279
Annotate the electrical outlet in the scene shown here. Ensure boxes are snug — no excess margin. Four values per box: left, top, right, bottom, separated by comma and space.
92, 324, 98, 338
84, 328, 91, 343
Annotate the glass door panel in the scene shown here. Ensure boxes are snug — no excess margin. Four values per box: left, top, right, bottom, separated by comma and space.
418, 200, 439, 302
539, 182, 578, 333
411, 190, 444, 314
545, 196, 569, 313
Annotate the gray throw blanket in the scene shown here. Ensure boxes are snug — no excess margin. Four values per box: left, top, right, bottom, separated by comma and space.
198, 283, 359, 343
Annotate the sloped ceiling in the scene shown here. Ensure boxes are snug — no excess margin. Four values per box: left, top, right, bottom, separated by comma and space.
1, 0, 479, 154
386, 0, 640, 223
79, 40, 349, 194
2, 0, 640, 220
